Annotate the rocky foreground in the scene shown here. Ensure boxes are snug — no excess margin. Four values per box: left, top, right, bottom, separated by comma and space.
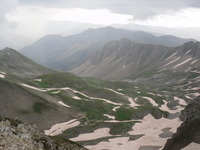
163, 96, 200, 150
0, 116, 87, 150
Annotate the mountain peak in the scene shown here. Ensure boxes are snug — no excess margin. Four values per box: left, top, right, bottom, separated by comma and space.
0, 47, 54, 77
180, 41, 200, 52
2, 47, 16, 51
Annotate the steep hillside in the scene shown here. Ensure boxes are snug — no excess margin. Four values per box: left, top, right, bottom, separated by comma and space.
0, 47, 54, 77
20, 27, 195, 71
71, 40, 200, 80
0, 78, 76, 130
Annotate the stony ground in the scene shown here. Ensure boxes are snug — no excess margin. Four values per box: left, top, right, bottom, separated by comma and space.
0, 116, 87, 150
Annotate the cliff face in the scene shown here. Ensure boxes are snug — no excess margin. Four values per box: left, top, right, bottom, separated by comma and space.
163, 96, 200, 150
0, 116, 87, 150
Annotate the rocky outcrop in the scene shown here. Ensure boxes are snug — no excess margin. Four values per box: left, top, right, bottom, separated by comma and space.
163, 96, 200, 150
0, 116, 87, 150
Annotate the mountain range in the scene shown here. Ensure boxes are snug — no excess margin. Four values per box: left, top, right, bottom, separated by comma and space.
20, 27, 195, 71
0, 27, 200, 150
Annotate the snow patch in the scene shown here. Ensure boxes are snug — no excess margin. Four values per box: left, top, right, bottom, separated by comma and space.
20, 84, 47, 92
88, 115, 182, 150
44, 119, 80, 136
173, 58, 193, 68
105, 88, 125, 96
34, 79, 42, 82
142, 96, 158, 106
112, 106, 120, 112
104, 114, 115, 120
0, 74, 5, 78
128, 97, 139, 107
185, 50, 192, 55
51, 91, 60, 94
58, 101, 70, 108
174, 96, 187, 106
73, 96, 81, 100
0, 71, 6, 75
163, 56, 181, 67
190, 59, 198, 65
165, 52, 177, 61
160, 100, 183, 113
70, 128, 111, 141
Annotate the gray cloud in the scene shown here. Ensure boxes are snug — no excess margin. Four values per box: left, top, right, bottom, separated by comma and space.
18, 0, 200, 20
0, 0, 19, 24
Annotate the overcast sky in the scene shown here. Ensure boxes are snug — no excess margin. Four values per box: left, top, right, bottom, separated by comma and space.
1, 0, 200, 49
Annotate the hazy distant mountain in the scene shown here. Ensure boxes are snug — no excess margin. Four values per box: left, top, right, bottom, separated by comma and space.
113, 23, 200, 41
0, 47, 54, 77
20, 26, 195, 71
71, 39, 200, 80
0, 29, 31, 50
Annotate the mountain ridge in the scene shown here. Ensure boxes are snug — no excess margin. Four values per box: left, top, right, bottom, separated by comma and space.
71, 39, 200, 80
0, 47, 55, 77
20, 26, 196, 71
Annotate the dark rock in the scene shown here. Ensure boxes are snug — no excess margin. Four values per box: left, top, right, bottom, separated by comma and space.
0, 116, 87, 150
163, 96, 200, 150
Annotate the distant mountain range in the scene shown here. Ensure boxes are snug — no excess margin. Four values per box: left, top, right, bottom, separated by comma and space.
20, 26, 196, 71
71, 39, 200, 80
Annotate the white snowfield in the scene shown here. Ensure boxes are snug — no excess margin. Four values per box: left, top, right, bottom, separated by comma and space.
86, 115, 182, 150
70, 128, 111, 141
20, 82, 188, 150
44, 119, 80, 136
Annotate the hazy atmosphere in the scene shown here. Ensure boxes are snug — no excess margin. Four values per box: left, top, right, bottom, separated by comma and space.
1, 1, 200, 150
1, 0, 200, 49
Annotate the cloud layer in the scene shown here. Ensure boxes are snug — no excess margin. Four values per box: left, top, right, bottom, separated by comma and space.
1, 0, 200, 49
18, 0, 200, 19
